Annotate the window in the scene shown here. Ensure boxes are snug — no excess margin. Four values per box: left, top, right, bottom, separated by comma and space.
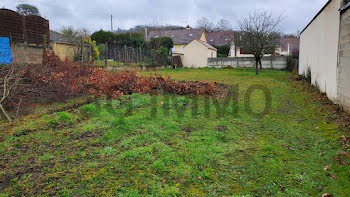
155, 35, 159, 38
210, 39, 214, 42
171, 47, 175, 53
189, 34, 193, 37
171, 35, 174, 38
181, 46, 184, 53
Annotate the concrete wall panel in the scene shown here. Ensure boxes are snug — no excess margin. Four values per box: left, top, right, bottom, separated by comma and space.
299, 0, 342, 100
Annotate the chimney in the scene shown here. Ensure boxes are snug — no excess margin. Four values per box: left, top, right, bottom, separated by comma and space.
186, 25, 190, 30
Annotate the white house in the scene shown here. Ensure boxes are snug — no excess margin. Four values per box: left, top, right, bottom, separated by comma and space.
146, 26, 217, 68
182, 39, 217, 68
230, 37, 300, 58
279, 37, 300, 56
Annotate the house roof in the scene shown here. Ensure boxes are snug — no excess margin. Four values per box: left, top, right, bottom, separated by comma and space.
146, 29, 205, 44
280, 37, 300, 52
195, 39, 217, 51
206, 31, 234, 46
50, 30, 72, 44
301, 0, 332, 34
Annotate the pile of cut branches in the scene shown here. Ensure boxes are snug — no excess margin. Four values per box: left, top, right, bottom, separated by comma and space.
0, 52, 227, 122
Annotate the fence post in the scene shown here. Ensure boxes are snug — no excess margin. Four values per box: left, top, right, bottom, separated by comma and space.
118, 46, 121, 61
9, 33, 13, 46
80, 36, 84, 63
270, 56, 273, 68
105, 42, 108, 69
139, 46, 142, 63
114, 46, 116, 61
42, 35, 46, 65
123, 45, 127, 63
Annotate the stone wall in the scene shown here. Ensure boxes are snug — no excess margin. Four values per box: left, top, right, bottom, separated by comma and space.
51, 43, 90, 62
11, 44, 43, 64
208, 56, 287, 69
338, 8, 350, 112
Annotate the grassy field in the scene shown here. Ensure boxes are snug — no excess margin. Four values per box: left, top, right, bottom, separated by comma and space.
0, 68, 349, 196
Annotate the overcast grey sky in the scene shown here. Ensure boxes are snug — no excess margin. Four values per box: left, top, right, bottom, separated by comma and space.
1, 0, 328, 34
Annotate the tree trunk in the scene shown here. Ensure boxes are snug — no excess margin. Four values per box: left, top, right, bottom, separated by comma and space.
259, 59, 262, 70
0, 104, 12, 122
255, 59, 259, 75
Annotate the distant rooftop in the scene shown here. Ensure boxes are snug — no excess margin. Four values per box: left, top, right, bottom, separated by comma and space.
206, 31, 234, 46
146, 28, 205, 45
50, 30, 72, 44
280, 37, 300, 52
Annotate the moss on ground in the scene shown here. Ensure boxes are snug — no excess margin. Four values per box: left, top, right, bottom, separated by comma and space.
0, 68, 349, 196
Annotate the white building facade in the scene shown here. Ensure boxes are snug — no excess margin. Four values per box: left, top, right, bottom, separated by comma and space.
299, 0, 350, 112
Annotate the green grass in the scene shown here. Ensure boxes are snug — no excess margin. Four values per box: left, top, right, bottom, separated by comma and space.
0, 68, 349, 196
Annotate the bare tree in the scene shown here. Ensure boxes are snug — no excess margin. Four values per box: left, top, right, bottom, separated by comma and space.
0, 65, 25, 122
238, 11, 283, 75
61, 26, 89, 45
196, 17, 214, 32
215, 19, 232, 31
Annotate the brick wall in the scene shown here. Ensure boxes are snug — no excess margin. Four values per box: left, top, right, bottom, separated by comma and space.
338, 9, 350, 112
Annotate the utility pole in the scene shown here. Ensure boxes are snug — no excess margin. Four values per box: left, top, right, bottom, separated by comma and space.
111, 14, 113, 32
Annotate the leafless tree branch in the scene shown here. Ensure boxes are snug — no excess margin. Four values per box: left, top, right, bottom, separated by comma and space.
0, 65, 25, 122
237, 10, 284, 75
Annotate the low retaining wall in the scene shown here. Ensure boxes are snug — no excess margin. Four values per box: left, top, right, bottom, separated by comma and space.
12, 44, 43, 64
208, 56, 287, 69
103, 65, 174, 71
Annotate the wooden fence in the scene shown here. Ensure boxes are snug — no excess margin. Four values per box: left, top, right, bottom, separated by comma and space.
104, 44, 172, 66
0, 9, 50, 46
